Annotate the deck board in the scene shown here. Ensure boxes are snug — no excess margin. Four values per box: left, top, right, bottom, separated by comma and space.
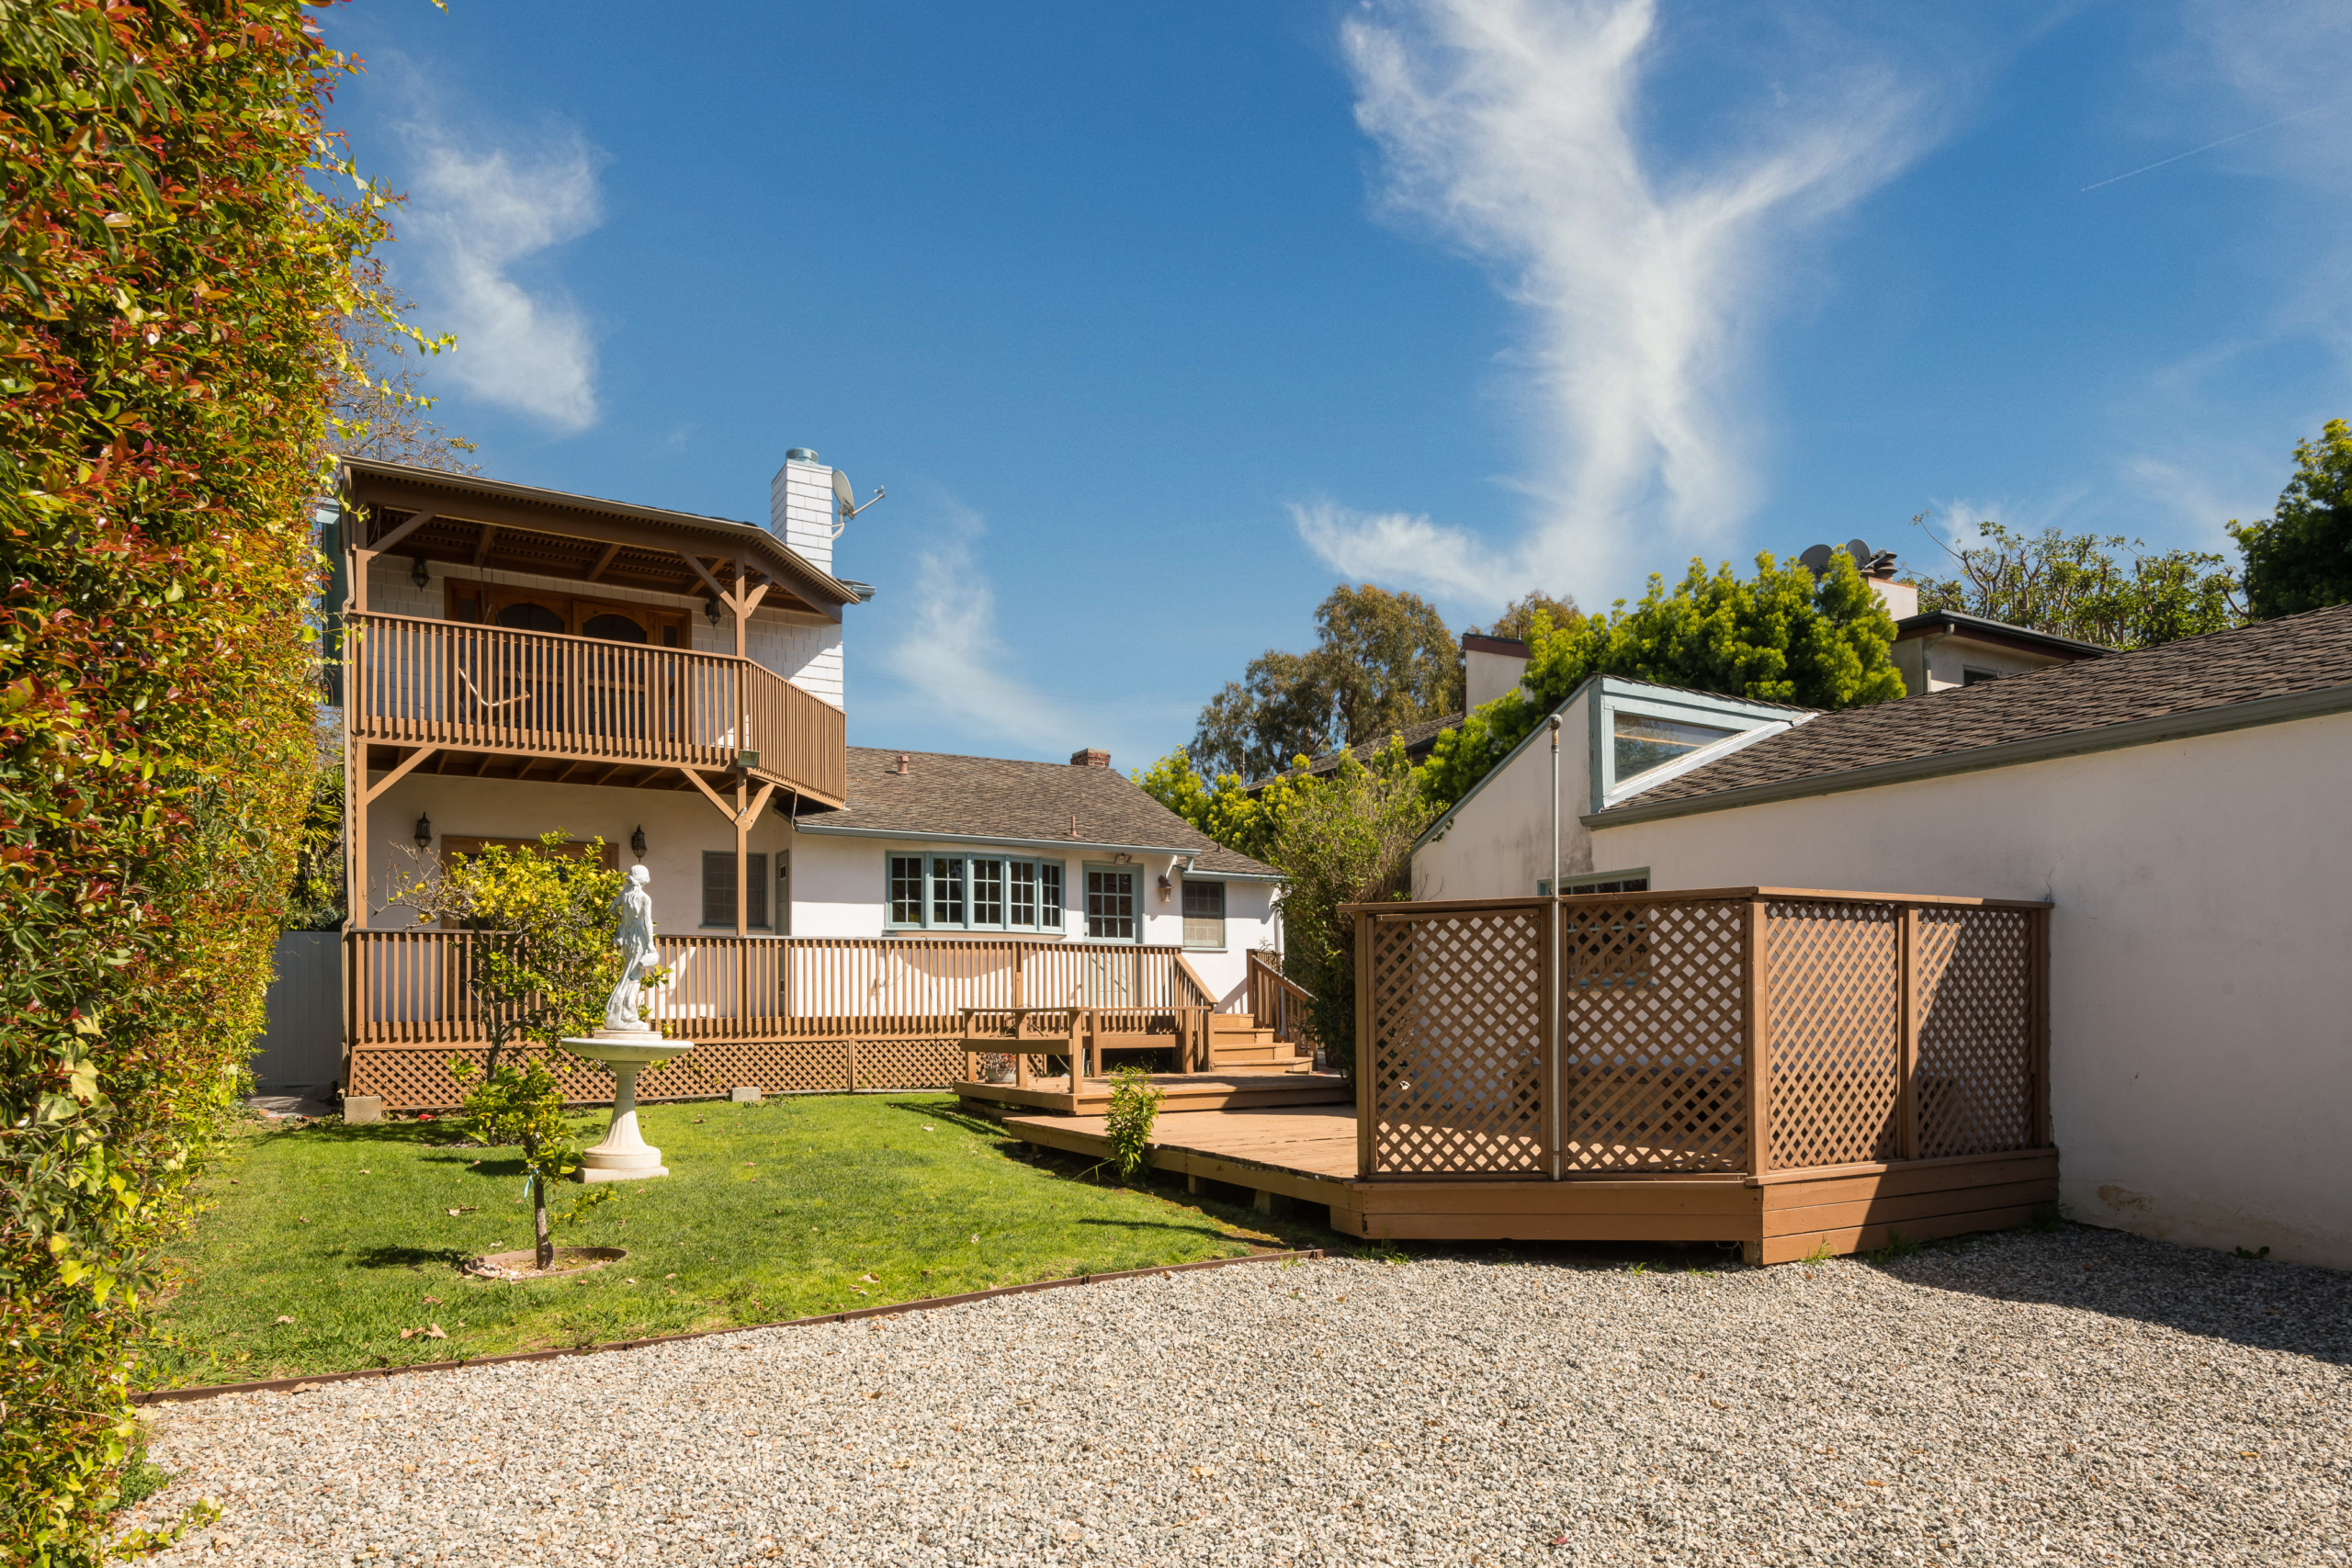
990, 1101, 2052, 1260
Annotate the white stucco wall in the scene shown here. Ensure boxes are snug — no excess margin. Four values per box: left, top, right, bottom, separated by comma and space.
1587, 710, 2352, 1269
358, 773, 796, 936
1892, 630, 2073, 696
786, 829, 1277, 1004
1414, 689, 1601, 900
364, 557, 846, 707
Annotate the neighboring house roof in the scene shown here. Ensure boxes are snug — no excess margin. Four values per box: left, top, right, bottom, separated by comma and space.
1594, 602, 2352, 825
795, 748, 1283, 880
1893, 608, 2112, 660
1244, 711, 1464, 793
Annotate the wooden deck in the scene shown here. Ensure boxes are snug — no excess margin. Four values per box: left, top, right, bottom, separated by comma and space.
996, 1104, 2059, 1264
958, 1070, 1351, 1118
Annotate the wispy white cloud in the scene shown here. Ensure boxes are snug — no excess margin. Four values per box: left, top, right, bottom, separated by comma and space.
876, 505, 1099, 756
401, 116, 605, 434
1306, 0, 1936, 606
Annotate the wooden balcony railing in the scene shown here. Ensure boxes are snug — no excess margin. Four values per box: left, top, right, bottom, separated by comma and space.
346, 930, 1204, 1046
1350, 887, 2051, 1182
1246, 951, 1316, 1048
345, 611, 846, 803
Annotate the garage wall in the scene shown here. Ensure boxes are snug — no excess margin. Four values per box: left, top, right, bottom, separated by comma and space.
1588, 709, 2352, 1269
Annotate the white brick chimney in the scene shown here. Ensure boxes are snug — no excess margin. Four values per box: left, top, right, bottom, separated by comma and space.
770, 448, 838, 576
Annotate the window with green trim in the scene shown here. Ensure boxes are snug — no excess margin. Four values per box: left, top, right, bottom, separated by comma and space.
886, 853, 1067, 932
1086, 865, 1139, 942
1182, 879, 1226, 949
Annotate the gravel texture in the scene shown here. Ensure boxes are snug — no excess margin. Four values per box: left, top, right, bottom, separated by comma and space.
125, 1225, 2349, 1565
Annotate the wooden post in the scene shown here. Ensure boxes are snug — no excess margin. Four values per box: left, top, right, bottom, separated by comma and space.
1354, 909, 1374, 1179
1544, 894, 1562, 1180
347, 731, 368, 931
1896, 904, 1921, 1163
844, 1035, 860, 1094
734, 776, 749, 938
1745, 897, 1771, 1179
2031, 906, 2052, 1148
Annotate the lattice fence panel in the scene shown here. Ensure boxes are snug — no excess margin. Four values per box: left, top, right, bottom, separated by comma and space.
1365, 908, 1545, 1175
1562, 899, 1748, 1172
1766, 901, 1900, 1169
1916, 907, 2035, 1157
856, 1040, 964, 1090
350, 1040, 861, 1110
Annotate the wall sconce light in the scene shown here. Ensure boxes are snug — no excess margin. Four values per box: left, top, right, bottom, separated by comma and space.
1157, 874, 1172, 901
705, 596, 722, 625
411, 556, 431, 589
413, 812, 433, 850
630, 825, 647, 859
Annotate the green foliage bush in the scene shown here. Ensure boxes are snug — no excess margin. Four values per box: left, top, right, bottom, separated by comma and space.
1102, 1066, 1164, 1185
1418, 550, 1903, 809
2231, 418, 2352, 621
0, 6, 384, 1559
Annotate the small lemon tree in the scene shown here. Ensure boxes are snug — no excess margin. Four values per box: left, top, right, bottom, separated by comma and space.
401, 832, 627, 1269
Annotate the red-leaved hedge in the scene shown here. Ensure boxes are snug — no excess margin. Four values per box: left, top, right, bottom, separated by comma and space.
0, 4, 379, 1558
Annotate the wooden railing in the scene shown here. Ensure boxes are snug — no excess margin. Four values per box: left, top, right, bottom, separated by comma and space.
345, 610, 847, 802
347, 930, 1202, 1046
1246, 952, 1316, 1048
1349, 887, 2050, 1181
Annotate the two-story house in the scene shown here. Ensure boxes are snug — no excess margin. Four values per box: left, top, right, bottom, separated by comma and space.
332, 453, 1294, 1112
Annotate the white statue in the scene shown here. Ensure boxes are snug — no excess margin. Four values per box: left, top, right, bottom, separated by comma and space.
604, 863, 658, 1032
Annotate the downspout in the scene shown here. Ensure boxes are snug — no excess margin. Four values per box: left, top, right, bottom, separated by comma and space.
1548, 714, 1563, 1182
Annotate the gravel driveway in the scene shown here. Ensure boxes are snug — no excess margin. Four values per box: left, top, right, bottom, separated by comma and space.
124, 1226, 2349, 1566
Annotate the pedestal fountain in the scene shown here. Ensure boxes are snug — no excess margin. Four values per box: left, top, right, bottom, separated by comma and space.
563, 864, 694, 1181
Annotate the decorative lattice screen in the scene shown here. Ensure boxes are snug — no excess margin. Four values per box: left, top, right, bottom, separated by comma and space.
1364, 907, 1546, 1176
1765, 900, 1901, 1169
1562, 898, 1748, 1172
1915, 906, 2035, 1157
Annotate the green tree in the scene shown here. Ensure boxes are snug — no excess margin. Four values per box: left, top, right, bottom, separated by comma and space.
1914, 518, 2243, 648
1189, 583, 1463, 780
1468, 589, 1579, 642
396, 833, 628, 1079
1134, 750, 1301, 866
1418, 551, 1905, 809
1264, 740, 1433, 1083
399, 833, 639, 1270
2229, 418, 2352, 620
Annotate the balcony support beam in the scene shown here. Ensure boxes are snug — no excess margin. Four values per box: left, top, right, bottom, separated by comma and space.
677, 769, 776, 936
347, 746, 440, 931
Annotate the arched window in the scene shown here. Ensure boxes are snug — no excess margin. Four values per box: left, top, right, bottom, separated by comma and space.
582, 613, 649, 644
495, 602, 565, 634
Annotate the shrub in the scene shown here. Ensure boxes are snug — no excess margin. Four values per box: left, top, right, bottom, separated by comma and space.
1102, 1066, 1164, 1185
0, 6, 386, 1559
1265, 739, 1433, 1083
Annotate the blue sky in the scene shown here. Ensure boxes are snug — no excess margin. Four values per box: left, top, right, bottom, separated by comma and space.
324, 0, 2352, 769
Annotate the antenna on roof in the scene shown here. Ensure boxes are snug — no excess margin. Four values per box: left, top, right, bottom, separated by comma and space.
830, 468, 885, 538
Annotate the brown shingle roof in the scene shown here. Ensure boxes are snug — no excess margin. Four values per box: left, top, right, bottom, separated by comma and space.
1603, 602, 2352, 817
797, 748, 1281, 878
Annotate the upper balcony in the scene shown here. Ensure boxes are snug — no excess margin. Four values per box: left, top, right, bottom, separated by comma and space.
345, 610, 848, 805
334, 457, 858, 808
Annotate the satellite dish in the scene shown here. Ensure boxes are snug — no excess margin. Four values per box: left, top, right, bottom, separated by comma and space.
831, 469, 854, 512
1797, 543, 1834, 578
1845, 539, 1873, 570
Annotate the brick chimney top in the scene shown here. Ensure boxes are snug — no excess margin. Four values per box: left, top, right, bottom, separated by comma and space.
893, 753, 911, 775
1069, 749, 1110, 768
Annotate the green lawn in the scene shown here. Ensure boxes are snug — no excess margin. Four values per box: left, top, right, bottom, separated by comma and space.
146, 1093, 1331, 1388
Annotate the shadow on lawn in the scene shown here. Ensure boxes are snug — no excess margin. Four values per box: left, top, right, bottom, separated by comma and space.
880, 1098, 1011, 1140
345, 1243, 472, 1270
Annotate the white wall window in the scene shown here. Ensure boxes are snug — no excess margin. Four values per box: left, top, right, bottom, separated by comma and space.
1085, 865, 1139, 942
1182, 879, 1226, 949
701, 852, 770, 929
887, 852, 1066, 932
